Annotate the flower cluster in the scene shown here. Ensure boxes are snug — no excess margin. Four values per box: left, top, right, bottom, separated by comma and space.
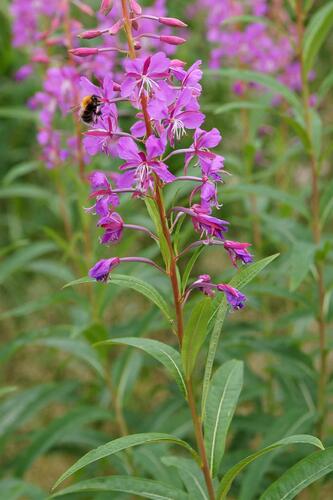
78, 0, 253, 311
190, 0, 310, 97
11, 0, 177, 169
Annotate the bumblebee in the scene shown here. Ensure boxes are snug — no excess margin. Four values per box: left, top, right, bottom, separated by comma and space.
78, 95, 103, 124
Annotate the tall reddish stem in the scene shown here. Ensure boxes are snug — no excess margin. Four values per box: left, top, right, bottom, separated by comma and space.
119, 2, 215, 497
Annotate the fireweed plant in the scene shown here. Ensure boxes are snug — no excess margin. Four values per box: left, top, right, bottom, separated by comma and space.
45, 1, 332, 499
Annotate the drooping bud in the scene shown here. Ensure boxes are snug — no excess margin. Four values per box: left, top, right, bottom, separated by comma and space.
159, 17, 187, 28
99, 0, 113, 15
69, 47, 99, 57
170, 59, 186, 68
109, 19, 124, 35
129, 0, 142, 15
160, 35, 186, 46
78, 29, 104, 39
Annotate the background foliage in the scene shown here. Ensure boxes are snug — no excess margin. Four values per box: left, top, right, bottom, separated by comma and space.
1, 0, 333, 498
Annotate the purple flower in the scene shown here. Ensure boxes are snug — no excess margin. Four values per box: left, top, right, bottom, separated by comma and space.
191, 274, 215, 297
97, 212, 124, 244
172, 60, 203, 97
87, 171, 119, 216
217, 284, 247, 310
118, 135, 175, 193
223, 240, 253, 266
185, 128, 223, 174
83, 116, 120, 156
89, 257, 121, 281
150, 89, 205, 146
175, 204, 229, 240
121, 52, 171, 98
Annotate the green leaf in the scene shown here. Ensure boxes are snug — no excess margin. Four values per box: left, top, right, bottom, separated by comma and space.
202, 254, 279, 415
53, 433, 198, 489
320, 179, 333, 227
145, 197, 171, 269
50, 476, 189, 499
0, 107, 38, 120
15, 407, 111, 476
239, 409, 317, 500
0, 386, 17, 398
289, 242, 315, 291
204, 360, 243, 476
224, 184, 308, 217
220, 14, 274, 28
0, 333, 105, 378
162, 456, 208, 500
0, 184, 52, 200
259, 447, 333, 500
2, 160, 40, 185
215, 101, 269, 115
181, 246, 204, 293
206, 68, 302, 113
217, 435, 324, 499
0, 241, 56, 284
303, 2, 333, 75
0, 383, 76, 449
96, 337, 187, 397
0, 479, 44, 500
182, 298, 212, 378
65, 274, 173, 327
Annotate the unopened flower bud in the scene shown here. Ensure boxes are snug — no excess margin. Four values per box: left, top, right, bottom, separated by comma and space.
129, 0, 142, 15
170, 59, 186, 68
99, 0, 113, 15
69, 47, 99, 57
134, 40, 142, 50
159, 17, 187, 28
160, 35, 186, 46
109, 19, 123, 35
79, 29, 103, 39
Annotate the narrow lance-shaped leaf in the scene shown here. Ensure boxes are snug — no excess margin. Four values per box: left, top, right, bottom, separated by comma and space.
182, 298, 212, 379
303, 2, 333, 75
217, 434, 324, 500
64, 273, 173, 327
162, 456, 208, 500
204, 360, 243, 477
96, 337, 187, 398
289, 242, 315, 292
15, 407, 112, 476
202, 254, 279, 416
49, 476, 189, 500
53, 433, 199, 490
259, 447, 333, 500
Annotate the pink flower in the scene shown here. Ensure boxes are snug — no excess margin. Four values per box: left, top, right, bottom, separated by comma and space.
121, 52, 171, 98
217, 284, 246, 309
89, 257, 120, 281
97, 212, 124, 244
118, 135, 175, 193
223, 240, 253, 266
83, 116, 120, 156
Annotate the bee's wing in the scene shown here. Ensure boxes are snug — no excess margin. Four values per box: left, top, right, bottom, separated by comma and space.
70, 103, 81, 113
